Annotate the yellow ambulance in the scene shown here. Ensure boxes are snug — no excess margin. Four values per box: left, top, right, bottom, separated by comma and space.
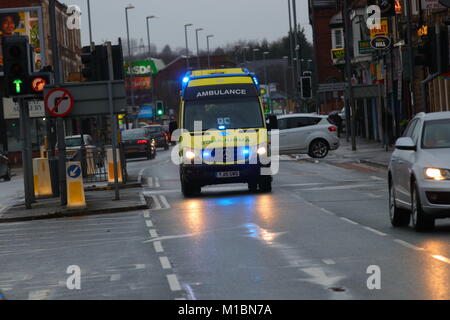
172, 68, 277, 197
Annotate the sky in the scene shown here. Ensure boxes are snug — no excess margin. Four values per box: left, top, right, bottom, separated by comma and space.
64, 0, 312, 53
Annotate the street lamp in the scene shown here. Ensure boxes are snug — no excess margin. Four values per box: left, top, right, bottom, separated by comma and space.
282, 56, 289, 114
87, 0, 94, 50
125, 4, 135, 128
146, 15, 156, 58
207, 34, 214, 69
253, 48, 260, 61
184, 23, 193, 69
242, 46, 250, 64
195, 28, 203, 69
263, 51, 271, 113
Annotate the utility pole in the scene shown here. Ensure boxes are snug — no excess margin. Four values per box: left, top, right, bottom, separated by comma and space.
207, 35, 214, 68
343, 0, 356, 151
87, 0, 94, 50
404, 0, 416, 116
195, 28, 203, 69
125, 4, 136, 128
184, 24, 193, 69
49, 0, 67, 205
292, 0, 302, 110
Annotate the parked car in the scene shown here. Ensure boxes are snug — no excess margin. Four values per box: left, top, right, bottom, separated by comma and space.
122, 128, 156, 160
162, 125, 174, 145
276, 113, 340, 158
388, 112, 450, 231
0, 152, 11, 181
144, 125, 169, 150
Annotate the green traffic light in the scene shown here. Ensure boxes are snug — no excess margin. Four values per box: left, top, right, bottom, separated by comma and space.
157, 110, 163, 115
13, 79, 23, 93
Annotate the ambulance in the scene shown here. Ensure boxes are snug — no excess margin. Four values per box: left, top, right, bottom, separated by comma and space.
172, 68, 277, 197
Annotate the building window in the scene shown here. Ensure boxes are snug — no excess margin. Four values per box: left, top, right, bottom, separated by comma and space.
332, 28, 344, 49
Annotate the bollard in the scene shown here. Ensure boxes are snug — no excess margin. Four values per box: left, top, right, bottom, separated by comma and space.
66, 161, 86, 209
33, 158, 53, 197
106, 147, 123, 184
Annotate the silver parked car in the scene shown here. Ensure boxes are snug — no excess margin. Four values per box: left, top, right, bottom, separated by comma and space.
276, 113, 340, 158
388, 112, 450, 231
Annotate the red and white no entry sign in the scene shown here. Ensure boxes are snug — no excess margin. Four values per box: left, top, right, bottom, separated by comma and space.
44, 88, 75, 117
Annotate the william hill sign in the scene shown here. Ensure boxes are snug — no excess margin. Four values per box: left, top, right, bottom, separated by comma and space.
370, 36, 392, 50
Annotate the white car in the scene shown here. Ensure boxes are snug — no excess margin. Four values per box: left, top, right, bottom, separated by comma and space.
389, 112, 450, 231
276, 113, 340, 158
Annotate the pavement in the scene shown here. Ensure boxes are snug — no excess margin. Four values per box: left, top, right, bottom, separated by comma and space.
0, 180, 148, 223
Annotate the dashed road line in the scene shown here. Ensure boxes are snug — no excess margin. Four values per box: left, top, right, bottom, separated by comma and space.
432, 255, 450, 264
153, 241, 164, 253
154, 177, 160, 188
147, 177, 153, 188
322, 259, 336, 265
340, 217, 359, 225
149, 229, 159, 238
143, 211, 150, 218
110, 274, 121, 281
393, 239, 425, 251
159, 256, 172, 270
167, 274, 182, 291
159, 195, 171, 209
138, 168, 145, 183
363, 226, 387, 237
146, 220, 153, 228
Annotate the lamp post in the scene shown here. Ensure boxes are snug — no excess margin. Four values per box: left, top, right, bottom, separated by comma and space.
146, 15, 156, 58
125, 4, 135, 128
184, 23, 193, 69
283, 56, 289, 114
263, 51, 272, 113
253, 48, 260, 61
87, 0, 94, 50
207, 34, 214, 68
195, 28, 203, 69
242, 46, 250, 65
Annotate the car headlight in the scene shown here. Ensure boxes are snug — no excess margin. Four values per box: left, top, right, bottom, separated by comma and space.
185, 150, 196, 160
257, 147, 267, 155
424, 168, 450, 181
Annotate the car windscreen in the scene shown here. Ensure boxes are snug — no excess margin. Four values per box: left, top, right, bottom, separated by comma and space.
122, 130, 147, 140
65, 137, 82, 147
183, 97, 264, 132
422, 119, 450, 149
146, 127, 161, 133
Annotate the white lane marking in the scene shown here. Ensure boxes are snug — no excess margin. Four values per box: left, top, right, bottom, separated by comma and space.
167, 274, 182, 291
139, 192, 146, 205
432, 255, 450, 264
153, 241, 164, 253
301, 184, 379, 191
154, 177, 160, 188
28, 289, 51, 300
138, 168, 145, 183
145, 220, 153, 227
300, 267, 344, 288
367, 193, 382, 199
320, 208, 335, 215
159, 256, 172, 269
135, 264, 146, 269
340, 217, 359, 225
147, 177, 153, 188
393, 239, 425, 251
363, 226, 387, 236
159, 195, 171, 209
175, 298, 187, 300
151, 195, 162, 210
370, 176, 384, 181
143, 211, 150, 218
149, 229, 159, 238
322, 259, 336, 265
110, 274, 121, 281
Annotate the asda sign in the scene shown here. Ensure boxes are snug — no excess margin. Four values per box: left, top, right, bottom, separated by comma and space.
125, 60, 158, 76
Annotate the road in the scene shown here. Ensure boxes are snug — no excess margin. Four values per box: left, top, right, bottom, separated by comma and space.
0, 147, 449, 299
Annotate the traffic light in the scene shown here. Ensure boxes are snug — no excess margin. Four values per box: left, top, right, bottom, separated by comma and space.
300, 76, 312, 99
2, 36, 32, 97
416, 27, 449, 74
156, 101, 164, 116
81, 46, 96, 81
28, 72, 52, 95
81, 43, 125, 81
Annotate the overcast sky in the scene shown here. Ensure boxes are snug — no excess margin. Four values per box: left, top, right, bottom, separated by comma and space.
64, 0, 312, 52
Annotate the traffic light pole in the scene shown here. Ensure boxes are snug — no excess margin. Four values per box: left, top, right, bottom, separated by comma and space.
106, 41, 120, 201
18, 98, 34, 209
49, 0, 67, 205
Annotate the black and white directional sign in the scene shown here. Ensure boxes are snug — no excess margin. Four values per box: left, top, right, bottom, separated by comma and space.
44, 88, 75, 117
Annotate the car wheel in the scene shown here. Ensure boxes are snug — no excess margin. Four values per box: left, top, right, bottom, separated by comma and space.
181, 180, 201, 197
308, 139, 329, 159
389, 181, 410, 227
3, 165, 11, 181
411, 181, 435, 231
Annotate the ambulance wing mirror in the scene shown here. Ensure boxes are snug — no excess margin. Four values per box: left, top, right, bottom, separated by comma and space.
267, 115, 278, 131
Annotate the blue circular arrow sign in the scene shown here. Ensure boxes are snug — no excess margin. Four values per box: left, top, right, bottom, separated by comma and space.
67, 164, 82, 179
